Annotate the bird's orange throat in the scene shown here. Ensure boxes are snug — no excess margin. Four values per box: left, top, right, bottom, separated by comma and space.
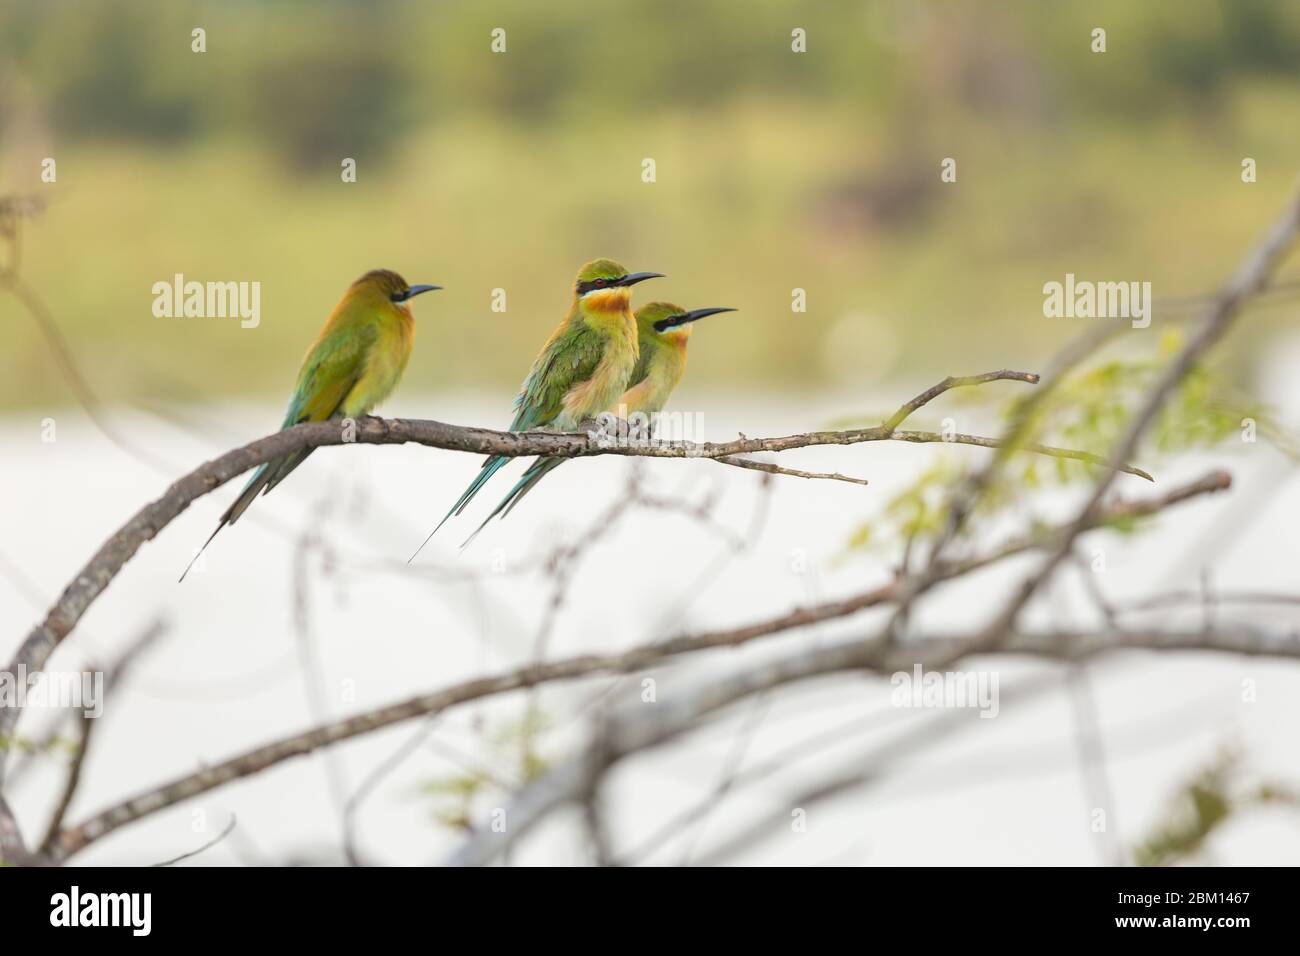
581, 287, 634, 314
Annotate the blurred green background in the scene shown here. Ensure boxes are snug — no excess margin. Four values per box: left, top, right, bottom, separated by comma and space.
1, 0, 1298, 411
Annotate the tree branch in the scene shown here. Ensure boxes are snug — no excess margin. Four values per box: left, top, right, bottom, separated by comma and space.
35, 619, 164, 855
888, 430, 1154, 481
151, 813, 237, 867
43, 470, 1227, 863
970, 178, 1300, 654
445, 620, 1299, 866
714, 455, 871, 486
0, 368, 1155, 771
882, 369, 1040, 431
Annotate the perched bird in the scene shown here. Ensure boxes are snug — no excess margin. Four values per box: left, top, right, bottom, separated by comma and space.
466, 300, 737, 533
618, 301, 738, 418
181, 269, 440, 580
410, 258, 662, 557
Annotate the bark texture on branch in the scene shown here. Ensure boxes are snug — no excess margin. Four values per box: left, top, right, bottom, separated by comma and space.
1, 365, 1154, 780
43, 471, 1229, 862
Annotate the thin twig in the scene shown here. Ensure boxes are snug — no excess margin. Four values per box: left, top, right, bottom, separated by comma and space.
151, 814, 237, 867
37, 716, 94, 853
889, 431, 1153, 481
715, 456, 870, 486
40, 469, 1230, 863
973, 179, 1300, 655
883, 369, 1040, 432
444, 620, 1300, 867
1, 369, 1155, 759
36, 619, 166, 855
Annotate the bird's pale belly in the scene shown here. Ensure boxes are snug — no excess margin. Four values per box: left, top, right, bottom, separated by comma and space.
560, 351, 636, 429
341, 341, 409, 417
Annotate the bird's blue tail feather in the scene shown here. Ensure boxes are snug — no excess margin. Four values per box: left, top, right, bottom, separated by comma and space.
408, 455, 509, 562
460, 457, 563, 549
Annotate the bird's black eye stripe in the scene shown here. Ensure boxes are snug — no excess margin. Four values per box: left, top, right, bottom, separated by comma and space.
576, 276, 624, 294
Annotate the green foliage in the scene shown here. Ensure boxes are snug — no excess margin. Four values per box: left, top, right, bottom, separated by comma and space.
418, 773, 490, 832
417, 706, 553, 832
1133, 748, 1299, 867
0, 734, 77, 758
247, 41, 410, 172
26, 3, 206, 143
1032, 333, 1266, 470
6, 0, 1299, 152
844, 345, 1273, 559
2, 2, 1299, 406
876, 459, 963, 548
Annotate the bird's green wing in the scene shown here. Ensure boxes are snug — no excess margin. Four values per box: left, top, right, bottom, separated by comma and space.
180, 322, 379, 581
256, 322, 378, 496
231, 323, 378, 513
509, 322, 606, 430
280, 322, 378, 428
410, 322, 607, 560
453, 330, 605, 549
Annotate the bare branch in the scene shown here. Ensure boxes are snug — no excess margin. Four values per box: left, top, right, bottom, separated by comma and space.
883, 369, 1040, 432
151, 814, 237, 867
974, 178, 1300, 651
0, 793, 36, 865
2, 367, 1156, 778
1115, 589, 1300, 613
888, 430, 1154, 481
715, 455, 871, 486
43, 470, 1229, 863
3, 619, 165, 865
446, 620, 1300, 866
38, 716, 94, 854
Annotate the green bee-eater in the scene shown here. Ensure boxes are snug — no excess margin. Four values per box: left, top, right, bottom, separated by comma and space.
182, 269, 440, 580
410, 258, 662, 557
463, 300, 736, 536
617, 301, 738, 417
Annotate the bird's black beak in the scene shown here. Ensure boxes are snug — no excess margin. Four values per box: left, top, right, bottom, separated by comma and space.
654, 307, 737, 332
392, 284, 442, 303
613, 272, 665, 288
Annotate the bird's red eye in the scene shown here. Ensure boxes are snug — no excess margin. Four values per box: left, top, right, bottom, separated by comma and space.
594, 278, 607, 288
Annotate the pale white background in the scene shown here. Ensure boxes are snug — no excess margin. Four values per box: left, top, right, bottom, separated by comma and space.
3, 364, 1299, 866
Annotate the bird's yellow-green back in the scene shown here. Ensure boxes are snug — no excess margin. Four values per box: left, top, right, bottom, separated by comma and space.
411, 258, 664, 556
616, 301, 736, 417
183, 268, 440, 581
290, 269, 419, 425
617, 301, 691, 417
513, 258, 650, 431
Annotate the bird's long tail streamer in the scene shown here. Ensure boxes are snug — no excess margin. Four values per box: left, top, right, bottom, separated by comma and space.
178, 459, 275, 582
459, 456, 563, 550
408, 454, 509, 562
